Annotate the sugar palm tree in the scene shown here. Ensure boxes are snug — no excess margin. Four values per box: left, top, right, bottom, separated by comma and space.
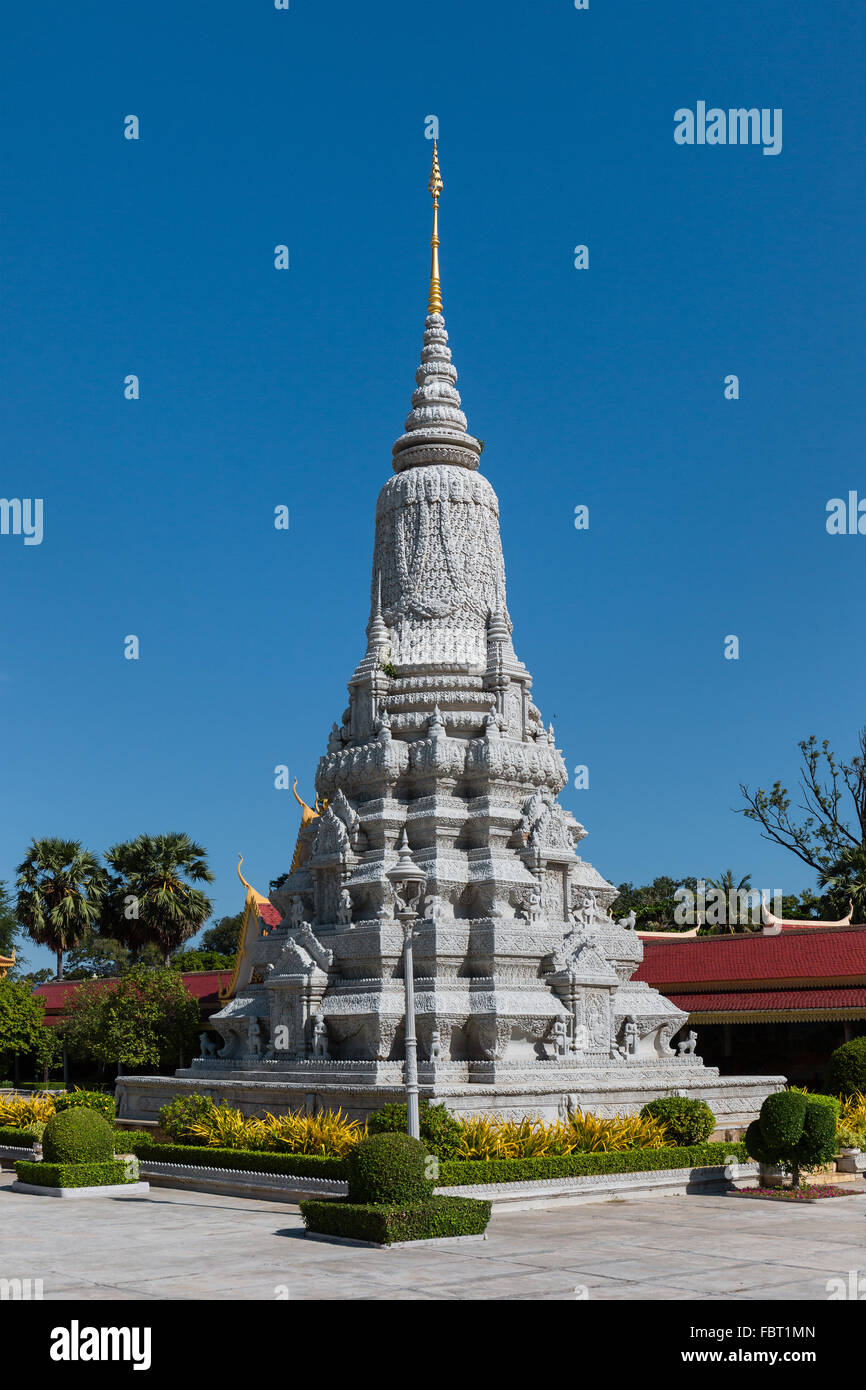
106, 832, 214, 964
705, 869, 755, 933
16, 839, 107, 980
819, 844, 866, 921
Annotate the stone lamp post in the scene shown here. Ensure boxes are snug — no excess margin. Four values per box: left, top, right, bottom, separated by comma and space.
386, 829, 427, 1139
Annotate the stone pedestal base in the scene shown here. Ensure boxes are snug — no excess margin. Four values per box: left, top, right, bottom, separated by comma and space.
116, 1067, 784, 1131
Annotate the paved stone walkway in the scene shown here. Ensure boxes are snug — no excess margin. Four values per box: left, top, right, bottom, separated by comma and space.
1, 1170, 863, 1300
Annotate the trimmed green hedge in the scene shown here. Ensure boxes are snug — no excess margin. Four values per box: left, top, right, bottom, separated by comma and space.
347, 1134, 433, 1204
14, 1159, 131, 1189
132, 1142, 347, 1180
436, 1141, 748, 1187
639, 1096, 715, 1146
113, 1129, 154, 1151
126, 1138, 747, 1186
299, 1195, 491, 1244
0, 1126, 41, 1148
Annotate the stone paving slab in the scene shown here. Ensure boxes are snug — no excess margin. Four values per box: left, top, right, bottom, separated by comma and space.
1, 1170, 863, 1301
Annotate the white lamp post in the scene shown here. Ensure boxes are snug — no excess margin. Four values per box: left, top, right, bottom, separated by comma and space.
386, 829, 426, 1140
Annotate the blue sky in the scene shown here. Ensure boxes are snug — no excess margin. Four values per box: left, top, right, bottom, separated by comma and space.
3, 1, 864, 971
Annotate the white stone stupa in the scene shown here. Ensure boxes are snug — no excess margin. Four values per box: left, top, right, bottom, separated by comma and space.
118, 147, 782, 1129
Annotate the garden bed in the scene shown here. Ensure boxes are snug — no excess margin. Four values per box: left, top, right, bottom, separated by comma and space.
730, 1183, 866, 1203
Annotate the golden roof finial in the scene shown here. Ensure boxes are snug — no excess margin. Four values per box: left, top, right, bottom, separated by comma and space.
427, 141, 444, 316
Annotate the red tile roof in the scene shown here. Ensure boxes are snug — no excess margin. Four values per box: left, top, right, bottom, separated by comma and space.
635, 926, 866, 991
671, 988, 866, 1014
258, 901, 282, 928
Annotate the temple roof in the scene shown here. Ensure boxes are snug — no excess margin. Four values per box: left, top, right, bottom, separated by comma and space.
635, 922, 866, 1022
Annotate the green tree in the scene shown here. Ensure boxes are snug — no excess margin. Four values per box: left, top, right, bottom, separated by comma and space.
819, 843, 866, 921
62, 965, 202, 1072
170, 948, 235, 972
16, 839, 107, 980
0, 880, 20, 961
106, 833, 214, 965
63, 933, 163, 980
199, 912, 243, 956
738, 730, 866, 874
610, 876, 697, 930
0, 978, 52, 1077
704, 870, 758, 933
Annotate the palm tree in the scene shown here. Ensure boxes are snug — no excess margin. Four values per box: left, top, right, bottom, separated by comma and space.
106, 833, 214, 964
819, 844, 866, 921
16, 839, 107, 979
705, 870, 756, 933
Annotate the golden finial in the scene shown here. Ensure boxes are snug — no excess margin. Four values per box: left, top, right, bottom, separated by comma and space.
427, 141, 443, 316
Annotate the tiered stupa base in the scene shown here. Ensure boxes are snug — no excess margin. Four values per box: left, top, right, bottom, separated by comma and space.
116, 1061, 782, 1136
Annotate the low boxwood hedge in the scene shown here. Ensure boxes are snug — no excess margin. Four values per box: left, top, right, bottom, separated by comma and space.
14, 1159, 131, 1189
113, 1129, 154, 1151
124, 1139, 746, 1186
299, 1194, 491, 1244
131, 1142, 347, 1180
347, 1133, 433, 1204
0, 1126, 41, 1148
436, 1141, 748, 1187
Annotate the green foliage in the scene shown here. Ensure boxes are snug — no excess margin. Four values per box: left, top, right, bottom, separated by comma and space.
819, 844, 866, 920
169, 949, 235, 972
129, 1140, 346, 1179
346, 1132, 434, 1205
299, 1195, 491, 1244
121, 1138, 748, 1187
14, 1158, 130, 1188
368, 1098, 462, 1158
113, 1129, 154, 1150
758, 1090, 807, 1149
104, 832, 214, 963
15, 839, 107, 978
0, 1125, 42, 1147
63, 934, 165, 979
745, 1091, 838, 1186
437, 1142, 748, 1186
158, 1092, 217, 1143
61, 964, 201, 1070
42, 1107, 114, 1163
379, 659, 399, 679
54, 1089, 116, 1121
199, 914, 244, 956
0, 979, 50, 1069
639, 1097, 715, 1146
609, 876, 696, 930
0, 880, 20, 962
827, 1037, 866, 1098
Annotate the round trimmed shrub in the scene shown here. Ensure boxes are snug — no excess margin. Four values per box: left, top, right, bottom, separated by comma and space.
347, 1132, 434, 1205
639, 1096, 715, 1146
745, 1090, 837, 1185
759, 1089, 807, 1149
42, 1108, 114, 1164
53, 1089, 116, 1122
827, 1036, 866, 1097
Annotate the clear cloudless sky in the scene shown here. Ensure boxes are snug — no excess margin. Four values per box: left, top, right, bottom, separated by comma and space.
2, 1, 864, 972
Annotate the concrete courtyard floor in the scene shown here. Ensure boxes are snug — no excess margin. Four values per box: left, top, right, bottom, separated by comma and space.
1, 1169, 864, 1300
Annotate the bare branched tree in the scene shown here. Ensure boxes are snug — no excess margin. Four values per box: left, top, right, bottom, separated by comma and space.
738, 728, 866, 874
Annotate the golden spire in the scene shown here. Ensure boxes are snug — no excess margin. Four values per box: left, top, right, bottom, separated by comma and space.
427, 141, 444, 316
